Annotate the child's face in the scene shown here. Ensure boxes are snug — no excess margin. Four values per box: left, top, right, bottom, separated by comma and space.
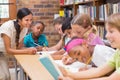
71, 24, 90, 38
68, 44, 90, 63
54, 24, 63, 35
106, 23, 120, 49
64, 29, 72, 38
32, 23, 44, 37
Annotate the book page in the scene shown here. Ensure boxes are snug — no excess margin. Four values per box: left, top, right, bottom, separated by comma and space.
54, 60, 91, 73
39, 54, 63, 80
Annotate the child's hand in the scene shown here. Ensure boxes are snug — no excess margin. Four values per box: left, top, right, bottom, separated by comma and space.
62, 55, 75, 65
78, 66, 89, 71
42, 47, 49, 51
58, 66, 68, 76
58, 76, 74, 80
36, 46, 43, 51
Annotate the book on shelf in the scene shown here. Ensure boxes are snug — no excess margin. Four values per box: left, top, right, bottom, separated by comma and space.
59, 10, 65, 17
39, 54, 63, 80
96, 25, 106, 39
64, 0, 74, 5
100, 2, 120, 20
60, 0, 64, 5
77, 5, 96, 20
64, 8, 73, 18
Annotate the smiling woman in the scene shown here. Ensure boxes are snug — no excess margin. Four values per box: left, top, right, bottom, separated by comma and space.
0, 7, 37, 80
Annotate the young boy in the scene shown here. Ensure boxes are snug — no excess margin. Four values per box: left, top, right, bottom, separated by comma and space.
42, 17, 66, 51
59, 13, 120, 80
23, 21, 48, 51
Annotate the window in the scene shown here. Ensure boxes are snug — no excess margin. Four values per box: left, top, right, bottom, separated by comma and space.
0, 0, 9, 18
0, 0, 16, 25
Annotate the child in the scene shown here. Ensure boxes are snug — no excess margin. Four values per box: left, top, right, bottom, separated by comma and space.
52, 17, 72, 55
64, 37, 114, 68
59, 13, 120, 80
42, 17, 66, 51
23, 21, 48, 51
61, 17, 72, 45
62, 14, 104, 65
71, 14, 104, 45
51, 17, 72, 60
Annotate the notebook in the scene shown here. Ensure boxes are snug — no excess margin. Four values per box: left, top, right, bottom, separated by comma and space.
39, 54, 63, 80
54, 60, 91, 73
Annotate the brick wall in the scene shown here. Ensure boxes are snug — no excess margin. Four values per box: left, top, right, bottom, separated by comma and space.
17, 0, 61, 46
8, 0, 61, 68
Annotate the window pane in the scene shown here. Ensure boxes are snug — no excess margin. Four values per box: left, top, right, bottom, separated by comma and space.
0, 0, 9, 18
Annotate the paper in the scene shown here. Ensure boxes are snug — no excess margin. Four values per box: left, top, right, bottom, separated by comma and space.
36, 51, 56, 55
39, 54, 63, 80
54, 60, 91, 73
92, 45, 115, 67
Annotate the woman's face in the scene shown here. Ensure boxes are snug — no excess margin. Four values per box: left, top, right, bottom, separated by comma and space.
71, 24, 89, 38
19, 14, 33, 29
68, 44, 90, 63
32, 23, 44, 37
106, 23, 120, 49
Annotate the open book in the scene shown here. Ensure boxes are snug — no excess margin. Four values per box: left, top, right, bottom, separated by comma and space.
54, 60, 91, 73
39, 54, 63, 80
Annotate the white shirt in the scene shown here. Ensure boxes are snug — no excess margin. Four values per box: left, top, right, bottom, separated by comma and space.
0, 20, 28, 54
92, 45, 115, 67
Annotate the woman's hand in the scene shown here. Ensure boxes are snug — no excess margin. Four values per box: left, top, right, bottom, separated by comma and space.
26, 47, 37, 55
62, 55, 75, 65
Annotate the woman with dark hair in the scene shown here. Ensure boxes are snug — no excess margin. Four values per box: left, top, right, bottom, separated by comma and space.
0, 8, 37, 80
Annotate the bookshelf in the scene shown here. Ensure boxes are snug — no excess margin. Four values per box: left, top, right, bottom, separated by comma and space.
59, 0, 105, 24
59, 0, 120, 39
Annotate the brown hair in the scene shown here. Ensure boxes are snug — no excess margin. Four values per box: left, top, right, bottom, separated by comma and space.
53, 17, 65, 25
71, 14, 93, 29
106, 13, 120, 32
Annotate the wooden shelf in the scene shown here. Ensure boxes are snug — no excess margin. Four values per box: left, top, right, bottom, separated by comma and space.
75, 0, 98, 5
94, 20, 105, 25
0, 3, 14, 5
60, 4, 73, 8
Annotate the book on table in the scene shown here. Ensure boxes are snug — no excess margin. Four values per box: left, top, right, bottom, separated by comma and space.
39, 54, 63, 80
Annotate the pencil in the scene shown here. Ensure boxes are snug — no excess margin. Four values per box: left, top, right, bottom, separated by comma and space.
85, 56, 92, 67
43, 43, 46, 47
33, 42, 40, 46
43, 43, 47, 50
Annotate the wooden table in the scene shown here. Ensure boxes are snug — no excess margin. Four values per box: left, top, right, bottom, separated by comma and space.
14, 55, 54, 80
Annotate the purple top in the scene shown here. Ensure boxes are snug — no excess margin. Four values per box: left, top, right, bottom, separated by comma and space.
87, 33, 104, 46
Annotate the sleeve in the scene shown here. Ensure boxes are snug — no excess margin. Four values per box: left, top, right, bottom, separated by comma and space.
44, 35, 49, 47
116, 68, 120, 74
0, 20, 14, 38
107, 50, 118, 68
23, 35, 29, 47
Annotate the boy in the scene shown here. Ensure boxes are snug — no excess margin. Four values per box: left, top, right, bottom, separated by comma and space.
23, 21, 48, 51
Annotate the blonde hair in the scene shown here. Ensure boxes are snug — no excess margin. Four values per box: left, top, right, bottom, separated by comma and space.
106, 13, 120, 32
71, 14, 93, 29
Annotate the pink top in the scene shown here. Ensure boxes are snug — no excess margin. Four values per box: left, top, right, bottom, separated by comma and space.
87, 33, 104, 46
